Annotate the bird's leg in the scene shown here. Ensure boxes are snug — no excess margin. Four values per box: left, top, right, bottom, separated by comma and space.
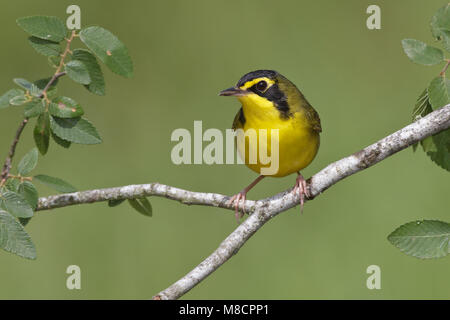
228, 175, 265, 222
293, 172, 310, 213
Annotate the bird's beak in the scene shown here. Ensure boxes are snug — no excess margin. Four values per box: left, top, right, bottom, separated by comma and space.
219, 86, 247, 97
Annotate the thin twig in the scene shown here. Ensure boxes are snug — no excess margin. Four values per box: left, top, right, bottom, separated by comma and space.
54, 30, 76, 76
40, 31, 76, 95
33, 105, 450, 299
0, 118, 29, 185
440, 59, 450, 76
40, 71, 66, 98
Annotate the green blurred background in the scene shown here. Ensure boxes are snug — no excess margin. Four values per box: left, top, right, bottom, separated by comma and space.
0, 0, 449, 299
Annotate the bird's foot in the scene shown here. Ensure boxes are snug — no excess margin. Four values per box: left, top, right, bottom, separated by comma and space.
292, 173, 310, 213
227, 191, 247, 222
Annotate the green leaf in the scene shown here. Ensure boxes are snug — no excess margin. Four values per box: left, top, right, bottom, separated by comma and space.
19, 217, 32, 227
411, 88, 450, 171
9, 94, 28, 106
430, 4, 450, 48
401, 39, 444, 66
428, 76, 450, 110
0, 191, 33, 218
28, 36, 61, 57
13, 78, 42, 97
108, 199, 125, 207
440, 30, 450, 52
48, 55, 60, 68
51, 131, 71, 148
33, 77, 59, 90
33, 174, 76, 193
4, 178, 19, 192
0, 89, 24, 109
34, 78, 58, 98
14, 78, 33, 91
388, 220, 450, 259
50, 116, 102, 145
412, 89, 432, 121
72, 49, 105, 95
49, 97, 84, 118
0, 210, 36, 260
24, 99, 45, 118
421, 135, 438, 153
34, 112, 50, 155
16, 16, 66, 42
65, 60, 92, 85
18, 181, 38, 210
17, 148, 38, 176
128, 198, 152, 217
79, 26, 133, 78
425, 129, 450, 171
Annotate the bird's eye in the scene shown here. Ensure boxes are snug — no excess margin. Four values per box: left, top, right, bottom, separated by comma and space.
255, 81, 267, 92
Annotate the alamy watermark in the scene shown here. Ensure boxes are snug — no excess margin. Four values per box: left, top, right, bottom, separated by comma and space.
170, 121, 280, 175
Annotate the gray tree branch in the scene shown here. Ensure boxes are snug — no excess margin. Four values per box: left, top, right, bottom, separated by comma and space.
36, 105, 450, 300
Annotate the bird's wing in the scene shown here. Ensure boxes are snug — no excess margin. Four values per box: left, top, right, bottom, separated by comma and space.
305, 106, 322, 133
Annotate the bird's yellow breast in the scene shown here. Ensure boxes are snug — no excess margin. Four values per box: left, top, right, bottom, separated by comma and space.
234, 93, 320, 177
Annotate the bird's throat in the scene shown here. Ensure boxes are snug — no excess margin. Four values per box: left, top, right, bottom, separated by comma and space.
238, 93, 281, 123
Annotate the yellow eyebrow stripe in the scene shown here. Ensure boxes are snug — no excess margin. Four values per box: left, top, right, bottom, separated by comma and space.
239, 77, 275, 90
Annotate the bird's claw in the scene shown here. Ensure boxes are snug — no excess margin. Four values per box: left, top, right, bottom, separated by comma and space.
293, 174, 310, 214
228, 192, 247, 222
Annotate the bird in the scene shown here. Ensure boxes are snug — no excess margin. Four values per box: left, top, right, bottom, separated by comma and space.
219, 70, 321, 221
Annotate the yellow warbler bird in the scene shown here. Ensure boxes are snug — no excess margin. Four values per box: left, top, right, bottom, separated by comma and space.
219, 70, 321, 221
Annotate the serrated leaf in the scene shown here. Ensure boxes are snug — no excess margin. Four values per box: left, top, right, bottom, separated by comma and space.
440, 30, 450, 52
128, 198, 152, 217
401, 39, 444, 66
51, 131, 71, 148
0, 191, 33, 218
9, 94, 28, 106
33, 77, 59, 90
29, 85, 42, 98
412, 89, 432, 121
72, 49, 105, 95
48, 55, 60, 68
411, 88, 450, 171
428, 76, 450, 110
0, 210, 36, 260
18, 217, 32, 227
24, 99, 45, 118
49, 96, 84, 118
50, 116, 102, 144
421, 135, 438, 153
425, 129, 450, 171
18, 181, 38, 210
17, 16, 66, 42
17, 148, 38, 176
13, 78, 33, 91
108, 199, 125, 207
4, 179, 19, 193
0, 89, 24, 109
28, 36, 61, 57
34, 112, 50, 155
14, 78, 41, 97
33, 174, 76, 193
79, 26, 133, 78
388, 220, 450, 259
65, 60, 91, 85
430, 4, 450, 43
34, 78, 58, 98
